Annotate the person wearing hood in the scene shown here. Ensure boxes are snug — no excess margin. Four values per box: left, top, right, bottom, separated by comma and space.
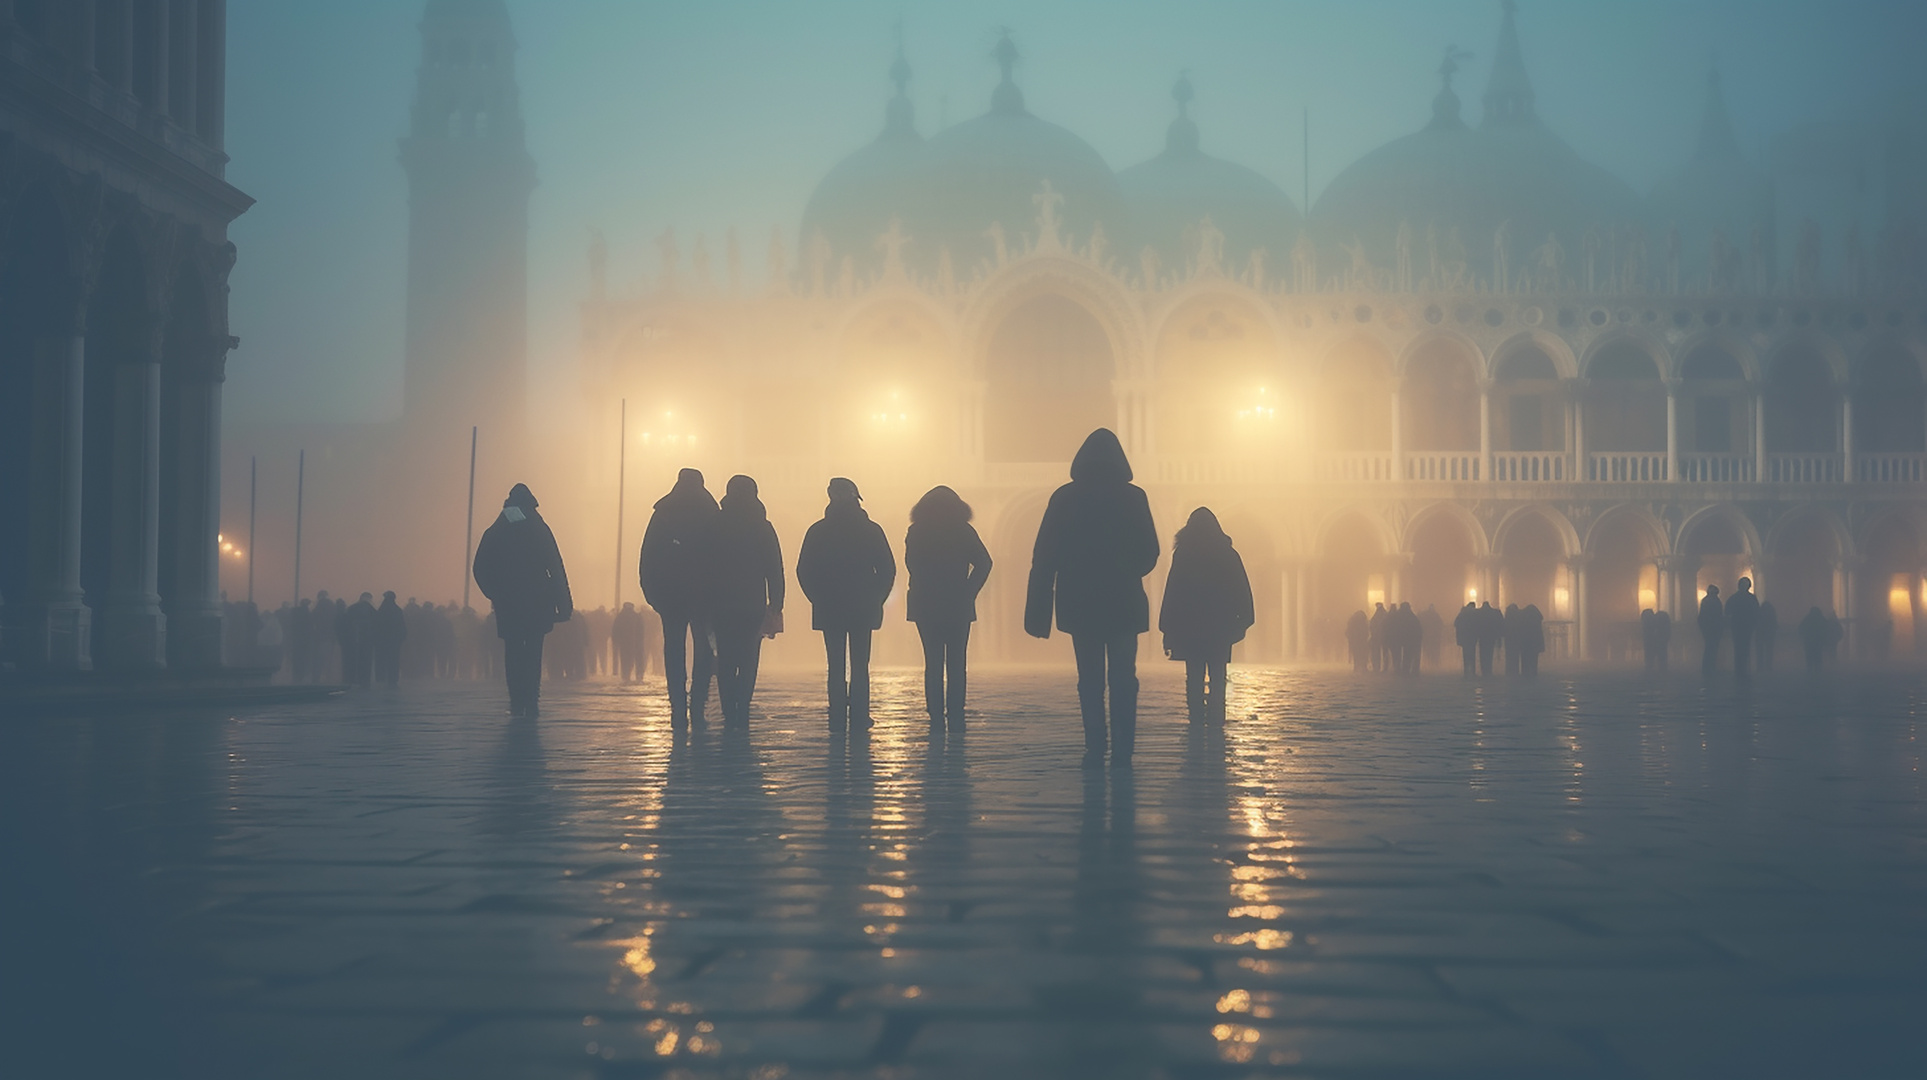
1158, 508, 1254, 723
343, 592, 378, 688
1453, 602, 1478, 675
708, 475, 785, 726
1026, 429, 1160, 764
639, 468, 719, 729
1726, 576, 1760, 677
1345, 610, 1370, 672
373, 591, 407, 688
798, 478, 897, 732
1697, 584, 1725, 675
473, 483, 574, 718
1798, 606, 1830, 671
904, 485, 992, 730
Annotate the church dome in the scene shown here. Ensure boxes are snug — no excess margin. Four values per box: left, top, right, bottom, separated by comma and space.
906, 33, 1127, 277
1310, 2, 1641, 290
1116, 75, 1302, 281
797, 48, 927, 284
1647, 70, 1775, 290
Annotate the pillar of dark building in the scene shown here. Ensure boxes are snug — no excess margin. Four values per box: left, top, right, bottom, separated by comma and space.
143, 0, 170, 121
96, 311, 167, 669
23, 307, 94, 670
163, 329, 227, 669
199, 0, 224, 151
168, 0, 196, 136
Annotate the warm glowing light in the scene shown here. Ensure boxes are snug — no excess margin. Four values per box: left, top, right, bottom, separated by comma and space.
1366, 573, 1384, 608
1465, 586, 1478, 602
1234, 386, 1279, 424
1637, 588, 1657, 610
1555, 587, 1572, 616
868, 388, 916, 430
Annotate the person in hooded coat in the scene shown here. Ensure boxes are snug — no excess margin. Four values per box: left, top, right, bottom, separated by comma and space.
1697, 585, 1725, 675
1345, 610, 1370, 672
343, 592, 378, 688
904, 485, 992, 730
1026, 429, 1160, 763
612, 602, 645, 682
1726, 576, 1760, 677
1519, 604, 1545, 675
373, 591, 408, 688
1475, 601, 1502, 675
473, 483, 573, 718
708, 475, 785, 726
1798, 606, 1830, 671
798, 478, 897, 732
639, 468, 718, 729
1159, 508, 1254, 722
1453, 602, 1478, 675
1502, 603, 1524, 675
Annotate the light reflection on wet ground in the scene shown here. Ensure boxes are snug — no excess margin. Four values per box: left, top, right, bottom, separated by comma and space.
3, 668, 1924, 1078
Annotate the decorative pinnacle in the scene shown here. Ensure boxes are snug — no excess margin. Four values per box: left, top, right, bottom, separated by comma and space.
1440, 45, 1472, 92
890, 20, 910, 94
1172, 71, 1194, 117
993, 29, 1018, 81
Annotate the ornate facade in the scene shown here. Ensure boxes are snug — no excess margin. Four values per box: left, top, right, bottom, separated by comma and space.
582, 6, 1926, 664
0, 0, 248, 671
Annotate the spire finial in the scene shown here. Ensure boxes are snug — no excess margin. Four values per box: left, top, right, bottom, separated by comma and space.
990, 29, 1026, 115
1172, 71, 1194, 117
1431, 44, 1472, 129
1165, 71, 1200, 154
1482, 0, 1537, 126
881, 23, 917, 140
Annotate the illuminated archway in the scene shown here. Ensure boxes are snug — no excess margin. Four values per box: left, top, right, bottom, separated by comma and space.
1152, 294, 1283, 455
834, 301, 951, 464
1859, 513, 1924, 660
1767, 511, 1843, 622
1678, 507, 1757, 603
1584, 508, 1667, 660
1314, 510, 1391, 640
1406, 505, 1481, 615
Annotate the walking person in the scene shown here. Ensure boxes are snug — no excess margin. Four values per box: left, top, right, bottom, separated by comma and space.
1367, 602, 1388, 673
798, 478, 896, 734
1026, 429, 1160, 766
1475, 601, 1502, 675
708, 475, 785, 726
612, 602, 645, 682
343, 593, 377, 688
1697, 585, 1725, 675
1454, 602, 1478, 675
640, 469, 719, 729
1519, 604, 1545, 675
1726, 577, 1760, 677
473, 483, 574, 719
1798, 606, 1830, 671
373, 591, 407, 688
1159, 508, 1254, 723
1345, 610, 1370, 673
904, 485, 992, 730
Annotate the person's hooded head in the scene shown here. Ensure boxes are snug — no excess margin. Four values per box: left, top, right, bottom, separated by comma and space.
1707, 585, 1720, 598
502, 483, 540, 522
1737, 576, 1753, 592
659, 467, 717, 512
383, 591, 397, 603
359, 592, 374, 604
1069, 428, 1133, 484
721, 474, 766, 518
826, 477, 864, 516
1174, 506, 1230, 553
910, 485, 971, 526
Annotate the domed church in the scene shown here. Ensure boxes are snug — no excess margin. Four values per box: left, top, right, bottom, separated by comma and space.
581, 3, 1927, 669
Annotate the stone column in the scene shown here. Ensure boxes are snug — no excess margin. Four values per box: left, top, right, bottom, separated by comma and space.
1664, 377, 1680, 481
1478, 379, 1492, 481
1476, 554, 1503, 608
146, 0, 171, 120
170, 0, 198, 136
1838, 558, 1857, 657
204, 0, 226, 150
1841, 391, 1854, 485
22, 324, 92, 669
97, 316, 167, 670
1390, 378, 1404, 478
1753, 389, 1767, 482
1569, 555, 1590, 660
1572, 378, 1588, 480
165, 336, 228, 669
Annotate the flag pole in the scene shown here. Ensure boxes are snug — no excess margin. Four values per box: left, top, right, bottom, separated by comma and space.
247, 455, 257, 605
463, 425, 478, 610
615, 398, 626, 609
292, 448, 305, 603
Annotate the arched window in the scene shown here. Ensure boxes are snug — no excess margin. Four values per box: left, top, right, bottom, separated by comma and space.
1584, 342, 1664, 451
1853, 348, 1924, 453
1495, 343, 1562, 452
1680, 345, 1746, 453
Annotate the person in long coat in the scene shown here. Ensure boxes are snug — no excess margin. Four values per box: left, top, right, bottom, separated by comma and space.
708, 475, 785, 726
1475, 601, 1502, 675
1697, 585, 1725, 675
1502, 603, 1524, 675
1159, 507, 1254, 722
904, 485, 992, 730
343, 592, 377, 688
1519, 604, 1545, 675
1345, 610, 1370, 672
373, 591, 407, 688
639, 468, 718, 729
1453, 602, 1478, 675
612, 602, 645, 682
1026, 429, 1160, 764
1726, 577, 1760, 677
1798, 606, 1830, 671
473, 483, 574, 719
798, 478, 897, 732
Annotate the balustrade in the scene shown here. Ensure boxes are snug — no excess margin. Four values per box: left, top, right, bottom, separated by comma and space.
1154, 456, 1284, 485
1315, 451, 1397, 482
1403, 451, 1481, 481
1677, 453, 1754, 483
1765, 453, 1841, 483
1587, 452, 1668, 482
1490, 451, 1565, 482
1854, 453, 1927, 483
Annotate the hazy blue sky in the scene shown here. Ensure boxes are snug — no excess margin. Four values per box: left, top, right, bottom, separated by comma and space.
222, 0, 1927, 426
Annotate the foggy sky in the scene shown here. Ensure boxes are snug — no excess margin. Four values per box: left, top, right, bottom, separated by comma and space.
222, 0, 1927, 428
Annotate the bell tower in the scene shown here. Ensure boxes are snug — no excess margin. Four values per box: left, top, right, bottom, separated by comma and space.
399, 0, 535, 443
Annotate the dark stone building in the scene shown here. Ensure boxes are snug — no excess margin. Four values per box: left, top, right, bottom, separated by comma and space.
0, 1, 250, 672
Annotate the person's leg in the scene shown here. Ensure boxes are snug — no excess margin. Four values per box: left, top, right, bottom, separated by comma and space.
918, 622, 945, 723
825, 629, 849, 729
711, 624, 738, 722
947, 623, 970, 729
689, 619, 714, 722
1185, 659, 1205, 720
1108, 634, 1139, 761
1072, 634, 1108, 757
1210, 659, 1229, 721
850, 629, 873, 727
740, 632, 764, 722
662, 615, 690, 723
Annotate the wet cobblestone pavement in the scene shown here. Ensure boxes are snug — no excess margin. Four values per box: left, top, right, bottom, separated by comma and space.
4, 668, 1925, 1079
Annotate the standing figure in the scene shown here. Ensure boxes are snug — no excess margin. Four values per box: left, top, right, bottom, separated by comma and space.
639, 469, 718, 729
373, 591, 408, 688
1368, 603, 1388, 672
1475, 601, 1502, 675
708, 475, 785, 726
1454, 602, 1478, 675
1159, 508, 1255, 722
1697, 585, 1725, 675
1756, 600, 1779, 671
1519, 604, 1545, 675
904, 485, 992, 730
1345, 610, 1370, 672
343, 593, 378, 688
1726, 577, 1760, 677
612, 602, 645, 682
1798, 606, 1830, 671
1025, 429, 1160, 765
1503, 603, 1523, 675
797, 478, 896, 733
473, 484, 574, 719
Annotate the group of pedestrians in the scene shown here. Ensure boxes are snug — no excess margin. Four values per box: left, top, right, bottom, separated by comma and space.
1689, 578, 1843, 675
1343, 603, 1438, 674
1451, 601, 1546, 676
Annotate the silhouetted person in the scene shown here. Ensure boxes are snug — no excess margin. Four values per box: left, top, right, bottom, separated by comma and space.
1503, 603, 1523, 674
904, 485, 992, 730
612, 602, 645, 682
1798, 606, 1830, 671
1519, 604, 1545, 675
473, 483, 573, 719
709, 475, 784, 726
373, 591, 407, 688
343, 592, 377, 688
1726, 577, 1760, 677
1475, 601, 1502, 675
1367, 602, 1388, 672
1345, 610, 1370, 672
1640, 609, 1660, 669
639, 468, 718, 730
1160, 508, 1254, 722
1756, 600, 1779, 671
1420, 604, 1444, 668
1697, 585, 1725, 675
1395, 602, 1422, 674
798, 478, 896, 733
1454, 602, 1478, 675
1026, 429, 1159, 765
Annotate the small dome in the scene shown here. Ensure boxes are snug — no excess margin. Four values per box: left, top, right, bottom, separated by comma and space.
1310, 3, 1640, 290
906, 33, 1127, 276
1116, 74, 1303, 279
797, 47, 926, 282
1647, 70, 1774, 289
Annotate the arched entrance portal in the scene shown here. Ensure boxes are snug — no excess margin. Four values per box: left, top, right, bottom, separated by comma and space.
1768, 513, 1841, 623
1680, 511, 1754, 604
1315, 513, 1387, 659
1859, 515, 1923, 661
1587, 510, 1663, 661
984, 294, 1115, 463
1407, 509, 1478, 615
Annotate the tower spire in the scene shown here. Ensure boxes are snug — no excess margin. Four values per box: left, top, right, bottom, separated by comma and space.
1166, 71, 1199, 154
990, 29, 1025, 116
881, 23, 917, 140
1695, 65, 1741, 161
1481, 0, 1536, 126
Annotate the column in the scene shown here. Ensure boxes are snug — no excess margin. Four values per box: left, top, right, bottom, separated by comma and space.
1478, 379, 1492, 481
1390, 379, 1404, 479
73, 0, 97, 79
1572, 379, 1588, 480
146, 0, 170, 120
1293, 564, 1309, 663
165, 338, 228, 669
1839, 559, 1857, 658
22, 324, 92, 669
97, 316, 167, 670
1664, 377, 1680, 481
1841, 391, 1854, 485
1476, 555, 1503, 608
1753, 389, 1766, 483
170, 0, 198, 135
1569, 556, 1590, 661
203, 0, 226, 150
